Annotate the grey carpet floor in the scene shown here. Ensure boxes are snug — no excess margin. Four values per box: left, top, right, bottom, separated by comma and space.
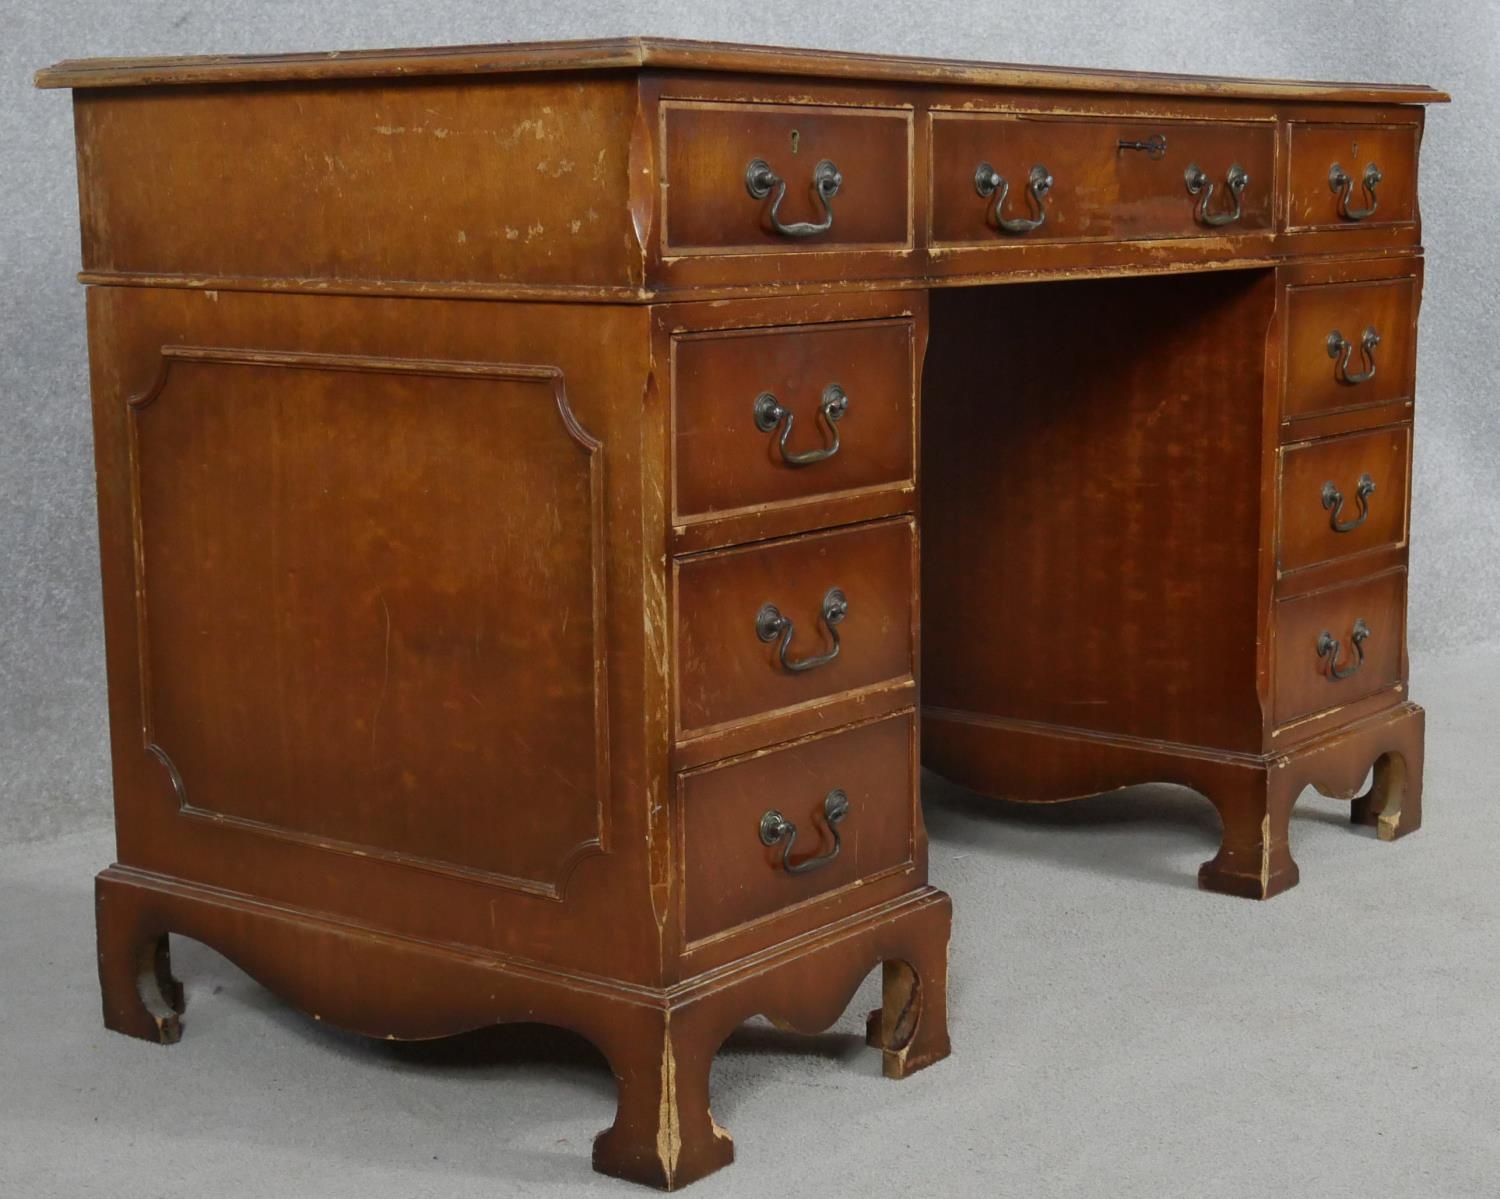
2, 647, 1496, 1198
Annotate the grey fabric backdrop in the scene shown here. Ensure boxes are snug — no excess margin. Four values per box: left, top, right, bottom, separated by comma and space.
2, 0, 1496, 845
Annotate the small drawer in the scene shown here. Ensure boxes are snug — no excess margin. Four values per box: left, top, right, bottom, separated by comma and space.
1283, 275, 1417, 422
1277, 425, 1410, 575
679, 711, 916, 944
929, 114, 1275, 244
675, 518, 914, 736
661, 100, 912, 254
673, 318, 916, 521
1272, 570, 1406, 727
1287, 122, 1419, 230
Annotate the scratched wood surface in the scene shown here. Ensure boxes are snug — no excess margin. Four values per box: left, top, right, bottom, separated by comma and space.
70, 78, 645, 292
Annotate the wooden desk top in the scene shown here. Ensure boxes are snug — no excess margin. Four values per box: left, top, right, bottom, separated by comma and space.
38, 37, 1447, 302
36, 36, 1448, 105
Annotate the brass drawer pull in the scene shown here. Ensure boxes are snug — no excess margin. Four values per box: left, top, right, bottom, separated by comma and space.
753, 384, 849, 466
1184, 162, 1249, 227
1317, 618, 1371, 680
1329, 161, 1382, 221
974, 162, 1053, 234
1327, 326, 1381, 385
745, 156, 842, 238
759, 788, 850, 875
1321, 473, 1377, 533
756, 587, 848, 674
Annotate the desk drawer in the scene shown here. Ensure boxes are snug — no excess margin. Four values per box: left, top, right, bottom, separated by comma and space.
1283, 275, 1417, 421
1277, 425, 1410, 575
929, 114, 1274, 244
673, 318, 916, 521
1287, 122, 1419, 230
661, 100, 912, 254
675, 518, 915, 735
679, 711, 916, 944
1272, 570, 1406, 727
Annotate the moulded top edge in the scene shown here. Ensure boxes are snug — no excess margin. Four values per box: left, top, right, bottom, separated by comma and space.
35, 35, 1449, 105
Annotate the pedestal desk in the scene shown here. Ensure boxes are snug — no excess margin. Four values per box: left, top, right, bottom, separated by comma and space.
36, 38, 1446, 1189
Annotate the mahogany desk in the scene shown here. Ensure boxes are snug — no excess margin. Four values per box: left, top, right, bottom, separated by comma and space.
37, 38, 1446, 1189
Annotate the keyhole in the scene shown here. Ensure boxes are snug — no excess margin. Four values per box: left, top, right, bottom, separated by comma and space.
790, 129, 800, 155
1351, 140, 1360, 158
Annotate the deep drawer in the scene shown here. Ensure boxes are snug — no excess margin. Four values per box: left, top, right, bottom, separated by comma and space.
928, 114, 1275, 244
674, 518, 915, 735
673, 317, 916, 521
678, 711, 916, 944
1277, 425, 1411, 575
1272, 570, 1406, 727
1283, 275, 1417, 422
1286, 122, 1419, 230
661, 100, 912, 254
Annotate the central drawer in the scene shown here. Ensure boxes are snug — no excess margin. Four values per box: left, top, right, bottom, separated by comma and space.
678, 711, 917, 945
674, 517, 915, 736
929, 113, 1275, 244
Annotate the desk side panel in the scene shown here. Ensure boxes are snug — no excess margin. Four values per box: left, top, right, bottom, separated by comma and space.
85, 286, 671, 985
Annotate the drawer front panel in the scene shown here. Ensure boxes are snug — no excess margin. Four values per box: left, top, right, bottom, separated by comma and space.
1287, 122, 1418, 230
662, 101, 912, 254
929, 114, 1275, 244
673, 318, 916, 520
680, 712, 915, 944
1283, 276, 1417, 422
1272, 570, 1406, 727
1278, 425, 1410, 575
675, 518, 915, 735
